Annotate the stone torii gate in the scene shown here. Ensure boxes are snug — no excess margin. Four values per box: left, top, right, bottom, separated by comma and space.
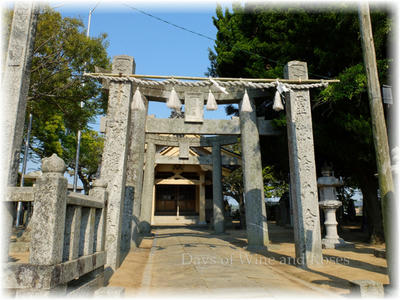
140, 133, 242, 230
92, 55, 326, 271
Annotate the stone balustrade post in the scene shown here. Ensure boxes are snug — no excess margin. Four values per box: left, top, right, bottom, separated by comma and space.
79, 207, 96, 256
89, 179, 108, 252
63, 205, 81, 261
30, 154, 68, 265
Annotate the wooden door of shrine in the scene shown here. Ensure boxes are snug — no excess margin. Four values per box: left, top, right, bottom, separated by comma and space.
155, 185, 196, 216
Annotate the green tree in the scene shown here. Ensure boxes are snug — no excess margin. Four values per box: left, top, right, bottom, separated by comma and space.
209, 3, 392, 243
222, 143, 288, 229
262, 165, 288, 199
222, 166, 246, 228
4, 6, 111, 193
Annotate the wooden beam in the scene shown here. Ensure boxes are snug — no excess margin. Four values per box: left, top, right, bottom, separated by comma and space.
156, 179, 199, 185
156, 164, 201, 172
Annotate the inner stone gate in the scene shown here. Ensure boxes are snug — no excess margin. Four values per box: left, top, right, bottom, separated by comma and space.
88, 55, 333, 271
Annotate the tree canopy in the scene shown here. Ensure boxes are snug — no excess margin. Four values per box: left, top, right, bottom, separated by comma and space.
209, 3, 392, 242
4, 6, 111, 193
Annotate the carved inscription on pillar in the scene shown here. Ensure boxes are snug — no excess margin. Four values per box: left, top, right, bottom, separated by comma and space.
295, 94, 317, 208
284, 60, 322, 266
184, 92, 204, 123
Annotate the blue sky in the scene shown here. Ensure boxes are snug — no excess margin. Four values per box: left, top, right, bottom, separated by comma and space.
24, 1, 235, 185
53, 0, 232, 125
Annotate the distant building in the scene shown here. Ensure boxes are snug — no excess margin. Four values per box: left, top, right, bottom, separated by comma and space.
24, 170, 84, 192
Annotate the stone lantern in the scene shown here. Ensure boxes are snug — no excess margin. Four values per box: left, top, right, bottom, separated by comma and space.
318, 167, 351, 249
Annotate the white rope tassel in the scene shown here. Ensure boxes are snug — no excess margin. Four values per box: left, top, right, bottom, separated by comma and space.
240, 89, 253, 112
132, 87, 145, 111
276, 81, 290, 94
272, 90, 284, 111
272, 81, 291, 111
209, 77, 229, 94
167, 87, 182, 110
206, 89, 218, 111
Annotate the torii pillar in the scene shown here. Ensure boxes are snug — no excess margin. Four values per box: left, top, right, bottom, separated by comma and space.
100, 55, 135, 270
2, 2, 38, 186
212, 142, 225, 233
122, 79, 148, 250
139, 141, 156, 234
1, 2, 38, 261
284, 61, 322, 266
240, 97, 269, 250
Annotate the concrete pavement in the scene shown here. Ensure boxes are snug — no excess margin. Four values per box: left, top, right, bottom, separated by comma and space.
111, 226, 336, 298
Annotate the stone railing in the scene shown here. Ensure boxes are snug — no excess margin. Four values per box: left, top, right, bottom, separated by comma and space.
4, 154, 108, 296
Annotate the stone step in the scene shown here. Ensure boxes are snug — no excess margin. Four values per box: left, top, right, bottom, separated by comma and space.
153, 215, 199, 225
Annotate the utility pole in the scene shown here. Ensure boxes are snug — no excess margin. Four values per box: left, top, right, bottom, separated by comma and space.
16, 113, 33, 227
73, 3, 99, 192
358, 3, 396, 288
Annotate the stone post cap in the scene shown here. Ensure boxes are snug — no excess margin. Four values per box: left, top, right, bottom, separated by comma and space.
284, 61, 308, 80
41, 154, 66, 174
112, 55, 136, 74
285, 60, 307, 67
92, 178, 107, 188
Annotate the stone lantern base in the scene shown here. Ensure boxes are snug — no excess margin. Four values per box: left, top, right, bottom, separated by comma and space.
319, 200, 354, 249
322, 237, 353, 249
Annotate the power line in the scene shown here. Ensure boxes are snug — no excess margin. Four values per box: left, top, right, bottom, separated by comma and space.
123, 3, 332, 80
123, 4, 215, 41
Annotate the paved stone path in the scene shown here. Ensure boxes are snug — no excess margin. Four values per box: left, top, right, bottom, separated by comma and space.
124, 227, 334, 298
